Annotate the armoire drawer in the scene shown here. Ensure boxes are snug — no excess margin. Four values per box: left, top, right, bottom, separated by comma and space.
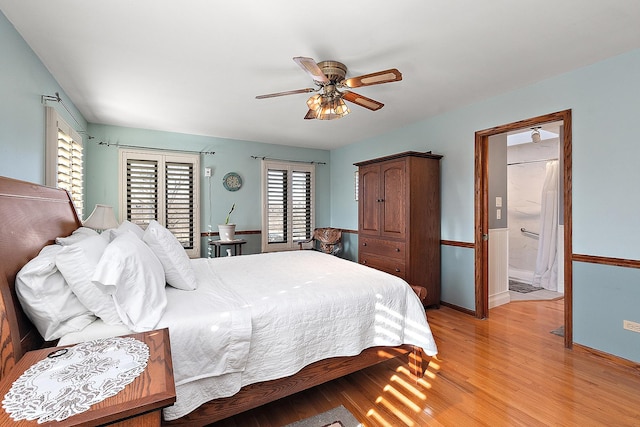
359, 252, 406, 279
359, 237, 405, 260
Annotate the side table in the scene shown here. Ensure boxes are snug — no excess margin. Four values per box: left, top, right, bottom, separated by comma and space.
0, 328, 176, 426
209, 239, 247, 257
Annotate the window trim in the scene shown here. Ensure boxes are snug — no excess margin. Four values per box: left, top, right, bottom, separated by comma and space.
45, 107, 84, 218
261, 159, 315, 252
119, 148, 200, 258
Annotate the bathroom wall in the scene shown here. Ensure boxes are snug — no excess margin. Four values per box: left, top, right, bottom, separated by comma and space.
488, 134, 509, 307
507, 138, 559, 283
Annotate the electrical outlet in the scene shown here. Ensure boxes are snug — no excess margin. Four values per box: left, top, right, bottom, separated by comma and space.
204, 167, 212, 177
623, 320, 640, 333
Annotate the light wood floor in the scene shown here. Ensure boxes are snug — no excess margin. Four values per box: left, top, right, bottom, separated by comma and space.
209, 299, 640, 426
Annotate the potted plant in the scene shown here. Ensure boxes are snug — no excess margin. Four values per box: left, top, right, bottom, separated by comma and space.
218, 203, 236, 241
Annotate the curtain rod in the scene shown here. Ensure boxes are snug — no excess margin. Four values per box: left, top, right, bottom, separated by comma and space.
42, 92, 94, 139
98, 141, 215, 155
251, 155, 326, 165
507, 158, 558, 166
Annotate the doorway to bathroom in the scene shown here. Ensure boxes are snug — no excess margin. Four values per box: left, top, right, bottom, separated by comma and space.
474, 110, 573, 348
506, 122, 564, 301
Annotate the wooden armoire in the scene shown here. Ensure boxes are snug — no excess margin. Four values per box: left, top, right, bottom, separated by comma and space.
355, 151, 442, 307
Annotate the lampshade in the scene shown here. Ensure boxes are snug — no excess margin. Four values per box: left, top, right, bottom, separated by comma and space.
307, 94, 322, 111
83, 204, 119, 231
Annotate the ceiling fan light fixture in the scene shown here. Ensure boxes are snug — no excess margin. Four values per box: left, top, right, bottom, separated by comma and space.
316, 96, 350, 120
305, 93, 350, 120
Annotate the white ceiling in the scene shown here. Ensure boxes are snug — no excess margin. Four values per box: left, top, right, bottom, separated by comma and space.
2, 1, 639, 150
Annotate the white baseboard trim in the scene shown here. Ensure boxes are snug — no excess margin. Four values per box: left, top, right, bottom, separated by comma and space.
489, 290, 511, 309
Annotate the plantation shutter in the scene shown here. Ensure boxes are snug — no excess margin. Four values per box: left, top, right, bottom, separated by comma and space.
126, 159, 158, 227
166, 162, 195, 249
262, 160, 315, 252
45, 107, 84, 218
57, 129, 84, 218
291, 170, 312, 241
266, 169, 287, 243
120, 149, 200, 257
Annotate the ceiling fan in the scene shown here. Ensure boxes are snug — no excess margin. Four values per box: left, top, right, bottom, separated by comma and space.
256, 57, 402, 120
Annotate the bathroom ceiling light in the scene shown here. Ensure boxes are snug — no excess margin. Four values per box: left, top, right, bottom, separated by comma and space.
507, 124, 559, 146
531, 127, 541, 143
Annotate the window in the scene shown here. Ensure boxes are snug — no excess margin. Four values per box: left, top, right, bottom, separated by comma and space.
45, 107, 84, 218
119, 149, 200, 257
261, 160, 315, 252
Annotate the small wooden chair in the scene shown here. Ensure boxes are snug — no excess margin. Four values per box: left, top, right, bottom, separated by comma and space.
410, 285, 428, 304
297, 228, 343, 256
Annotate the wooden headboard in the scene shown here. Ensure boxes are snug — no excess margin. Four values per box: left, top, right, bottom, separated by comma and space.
0, 176, 81, 378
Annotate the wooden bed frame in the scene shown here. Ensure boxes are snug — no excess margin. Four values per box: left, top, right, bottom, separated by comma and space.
0, 175, 426, 426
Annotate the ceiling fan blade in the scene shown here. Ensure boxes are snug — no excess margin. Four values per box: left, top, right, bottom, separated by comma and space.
343, 68, 402, 88
256, 88, 316, 99
342, 91, 384, 111
293, 56, 330, 84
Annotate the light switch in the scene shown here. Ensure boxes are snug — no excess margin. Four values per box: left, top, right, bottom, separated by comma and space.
496, 196, 502, 208
496, 208, 501, 220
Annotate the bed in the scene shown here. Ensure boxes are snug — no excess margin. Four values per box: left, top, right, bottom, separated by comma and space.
0, 175, 438, 426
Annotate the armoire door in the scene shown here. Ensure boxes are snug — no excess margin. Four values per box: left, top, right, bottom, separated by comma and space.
380, 160, 406, 239
358, 164, 381, 236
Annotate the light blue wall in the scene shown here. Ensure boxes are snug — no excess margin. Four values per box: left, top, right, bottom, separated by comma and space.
441, 246, 476, 310
0, 11, 86, 184
86, 123, 331, 256
330, 49, 640, 361
332, 50, 640, 258
573, 262, 640, 363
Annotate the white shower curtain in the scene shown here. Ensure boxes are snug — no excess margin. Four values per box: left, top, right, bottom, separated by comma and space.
533, 160, 559, 290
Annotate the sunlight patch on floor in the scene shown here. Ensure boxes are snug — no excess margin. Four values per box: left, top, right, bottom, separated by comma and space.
390, 374, 427, 400
383, 384, 421, 412
366, 409, 393, 427
375, 396, 414, 426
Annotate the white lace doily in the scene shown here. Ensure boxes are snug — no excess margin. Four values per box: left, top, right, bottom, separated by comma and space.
2, 336, 150, 424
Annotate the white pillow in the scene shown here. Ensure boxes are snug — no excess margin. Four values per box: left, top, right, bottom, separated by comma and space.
114, 220, 145, 239
143, 220, 197, 290
16, 245, 95, 341
55, 227, 99, 246
100, 228, 116, 243
56, 235, 122, 325
92, 231, 167, 332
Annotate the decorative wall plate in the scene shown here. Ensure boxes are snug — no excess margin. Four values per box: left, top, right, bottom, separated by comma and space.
223, 172, 242, 191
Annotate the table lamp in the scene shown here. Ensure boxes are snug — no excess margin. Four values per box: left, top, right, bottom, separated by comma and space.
83, 204, 119, 232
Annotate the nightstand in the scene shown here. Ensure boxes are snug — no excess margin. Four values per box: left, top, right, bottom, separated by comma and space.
0, 328, 176, 426
209, 238, 247, 257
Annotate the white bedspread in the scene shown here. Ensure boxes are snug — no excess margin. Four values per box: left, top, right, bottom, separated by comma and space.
60, 250, 438, 421
158, 261, 253, 386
